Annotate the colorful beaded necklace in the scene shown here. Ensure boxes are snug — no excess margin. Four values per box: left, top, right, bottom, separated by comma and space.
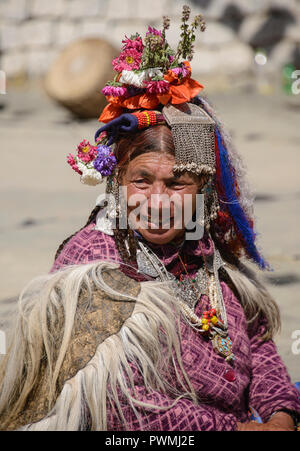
136, 238, 235, 364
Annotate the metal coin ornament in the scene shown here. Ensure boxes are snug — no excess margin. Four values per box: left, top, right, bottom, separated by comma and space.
212, 334, 235, 363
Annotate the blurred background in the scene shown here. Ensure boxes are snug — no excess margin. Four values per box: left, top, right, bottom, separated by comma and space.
0, 0, 299, 381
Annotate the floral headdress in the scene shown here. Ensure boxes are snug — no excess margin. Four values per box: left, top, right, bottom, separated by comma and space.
67, 6, 206, 185
99, 10, 206, 123
67, 6, 269, 270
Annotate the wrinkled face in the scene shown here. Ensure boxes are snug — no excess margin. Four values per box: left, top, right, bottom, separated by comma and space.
121, 152, 204, 245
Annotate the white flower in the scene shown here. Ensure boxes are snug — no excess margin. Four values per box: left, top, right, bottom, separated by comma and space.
119, 68, 164, 88
77, 161, 103, 186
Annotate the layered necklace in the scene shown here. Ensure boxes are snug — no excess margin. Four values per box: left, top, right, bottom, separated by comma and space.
135, 238, 235, 364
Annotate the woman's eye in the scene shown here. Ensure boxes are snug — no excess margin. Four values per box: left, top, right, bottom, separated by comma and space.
133, 179, 149, 186
169, 182, 185, 188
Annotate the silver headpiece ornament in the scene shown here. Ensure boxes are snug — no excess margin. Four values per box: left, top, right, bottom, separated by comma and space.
162, 102, 216, 176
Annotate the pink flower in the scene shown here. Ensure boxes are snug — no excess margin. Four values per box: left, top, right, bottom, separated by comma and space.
145, 79, 170, 95
171, 65, 190, 78
67, 153, 82, 175
96, 131, 108, 143
112, 48, 142, 72
77, 140, 98, 163
122, 35, 144, 53
146, 26, 163, 38
112, 35, 144, 73
102, 85, 128, 97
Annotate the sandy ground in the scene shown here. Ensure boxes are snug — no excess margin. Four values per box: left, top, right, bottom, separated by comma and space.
0, 81, 299, 382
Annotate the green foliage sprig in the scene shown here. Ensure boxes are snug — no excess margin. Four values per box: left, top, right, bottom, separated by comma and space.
139, 6, 206, 72
140, 23, 174, 72
175, 5, 206, 63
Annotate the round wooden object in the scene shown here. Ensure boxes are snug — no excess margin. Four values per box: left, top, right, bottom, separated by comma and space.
44, 38, 118, 119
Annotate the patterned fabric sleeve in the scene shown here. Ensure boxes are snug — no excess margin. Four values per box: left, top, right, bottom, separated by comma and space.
50, 225, 122, 273
108, 364, 238, 431
248, 320, 300, 423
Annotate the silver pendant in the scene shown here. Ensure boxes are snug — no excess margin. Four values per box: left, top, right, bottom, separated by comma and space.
136, 249, 159, 278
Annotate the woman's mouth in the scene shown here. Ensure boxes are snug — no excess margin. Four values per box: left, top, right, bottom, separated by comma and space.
140, 215, 174, 230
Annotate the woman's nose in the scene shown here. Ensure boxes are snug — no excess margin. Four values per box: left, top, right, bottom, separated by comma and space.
148, 185, 170, 208
149, 182, 166, 196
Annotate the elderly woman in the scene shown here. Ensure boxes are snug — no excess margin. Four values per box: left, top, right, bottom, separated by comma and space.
0, 10, 299, 431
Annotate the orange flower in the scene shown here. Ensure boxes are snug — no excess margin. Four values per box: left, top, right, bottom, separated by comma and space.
99, 103, 124, 123
164, 61, 192, 85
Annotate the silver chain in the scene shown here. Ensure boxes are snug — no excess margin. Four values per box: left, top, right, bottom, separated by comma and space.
135, 239, 228, 332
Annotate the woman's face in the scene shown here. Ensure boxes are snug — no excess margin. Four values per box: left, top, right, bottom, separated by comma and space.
121, 152, 204, 245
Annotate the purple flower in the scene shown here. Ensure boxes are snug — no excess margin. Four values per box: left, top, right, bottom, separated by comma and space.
93, 145, 117, 177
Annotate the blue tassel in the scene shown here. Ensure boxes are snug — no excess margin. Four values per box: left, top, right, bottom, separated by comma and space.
215, 127, 268, 269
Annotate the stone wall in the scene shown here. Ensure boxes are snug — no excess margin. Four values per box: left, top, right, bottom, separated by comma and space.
0, 0, 299, 86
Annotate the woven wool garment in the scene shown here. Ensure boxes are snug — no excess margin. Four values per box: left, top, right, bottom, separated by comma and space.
0, 269, 140, 431
50, 223, 214, 280
47, 224, 300, 430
